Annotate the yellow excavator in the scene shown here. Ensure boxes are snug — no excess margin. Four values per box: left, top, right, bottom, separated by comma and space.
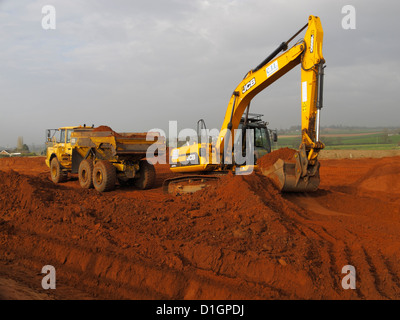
165, 15, 325, 193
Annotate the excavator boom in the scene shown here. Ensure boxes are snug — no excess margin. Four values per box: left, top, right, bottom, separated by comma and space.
217, 15, 324, 162
168, 15, 326, 193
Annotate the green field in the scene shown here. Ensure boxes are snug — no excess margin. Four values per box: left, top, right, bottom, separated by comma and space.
275, 132, 400, 150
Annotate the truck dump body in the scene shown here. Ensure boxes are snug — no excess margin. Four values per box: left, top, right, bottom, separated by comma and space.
46, 125, 165, 191
71, 128, 164, 162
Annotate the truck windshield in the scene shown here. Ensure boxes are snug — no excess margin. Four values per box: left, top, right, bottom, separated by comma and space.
59, 129, 65, 143
66, 130, 73, 143
48, 129, 60, 143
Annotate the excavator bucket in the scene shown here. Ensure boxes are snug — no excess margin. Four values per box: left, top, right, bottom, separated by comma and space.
260, 150, 320, 192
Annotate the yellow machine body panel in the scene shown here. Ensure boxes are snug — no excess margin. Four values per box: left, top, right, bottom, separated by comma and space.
45, 126, 79, 169
168, 15, 326, 192
170, 142, 217, 173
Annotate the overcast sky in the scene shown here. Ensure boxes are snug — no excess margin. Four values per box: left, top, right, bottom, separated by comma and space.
0, 0, 399, 147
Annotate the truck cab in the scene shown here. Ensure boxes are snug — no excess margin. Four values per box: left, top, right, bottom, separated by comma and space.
45, 126, 81, 169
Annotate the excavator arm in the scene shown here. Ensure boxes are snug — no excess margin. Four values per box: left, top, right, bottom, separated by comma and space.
217, 15, 325, 166
168, 15, 326, 193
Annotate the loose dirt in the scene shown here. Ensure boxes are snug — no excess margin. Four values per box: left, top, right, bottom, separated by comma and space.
93, 125, 122, 137
92, 125, 158, 140
256, 147, 296, 169
1, 152, 400, 300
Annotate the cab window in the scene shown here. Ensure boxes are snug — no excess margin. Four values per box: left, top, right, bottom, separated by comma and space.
59, 129, 65, 143
66, 130, 73, 143
255, 127, 269, 149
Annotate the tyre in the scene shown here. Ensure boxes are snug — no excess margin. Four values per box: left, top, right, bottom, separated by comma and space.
78, 159, 94, 189
134, 160, 156, 190
93, 160, 116, 192
50, 157, 67, 183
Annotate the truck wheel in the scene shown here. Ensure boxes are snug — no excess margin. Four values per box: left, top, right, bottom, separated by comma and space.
50, 157, 67, 183
134, 161, 156, 190
79, 159, 94, 189
93, 160, 116, 192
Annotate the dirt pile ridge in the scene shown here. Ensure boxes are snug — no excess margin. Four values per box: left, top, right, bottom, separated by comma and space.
93, 125, 122, 137
0, 170, 46, 213
355, 157, 400, 195
257, 147, 297, 169
93, 125, 154, 139
1, 155, 400, 299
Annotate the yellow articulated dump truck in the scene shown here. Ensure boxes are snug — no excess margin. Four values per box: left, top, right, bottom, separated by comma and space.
45, 125, 165, 192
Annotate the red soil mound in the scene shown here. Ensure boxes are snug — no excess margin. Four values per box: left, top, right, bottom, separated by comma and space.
1, 156, 400, 300
93, 125, 114, 132
0, 157, 48, 175
356, 157, 400, 195
93, 125, 122, 137
257, 147, 297, 169
93, 125, 160, 140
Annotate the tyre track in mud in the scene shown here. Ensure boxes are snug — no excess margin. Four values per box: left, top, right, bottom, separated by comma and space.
284, 158, 400, 300
1, 226, 276, 300
0, 164, 291, 299
1, 155, 400, 299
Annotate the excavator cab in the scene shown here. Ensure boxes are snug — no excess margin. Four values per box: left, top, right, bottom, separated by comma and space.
236, 113, 276, 163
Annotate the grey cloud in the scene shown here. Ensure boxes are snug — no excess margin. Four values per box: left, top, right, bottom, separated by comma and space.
0, 0, 399, 147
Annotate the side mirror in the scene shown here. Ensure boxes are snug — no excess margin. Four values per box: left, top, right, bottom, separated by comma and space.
272, 131, 278, 142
